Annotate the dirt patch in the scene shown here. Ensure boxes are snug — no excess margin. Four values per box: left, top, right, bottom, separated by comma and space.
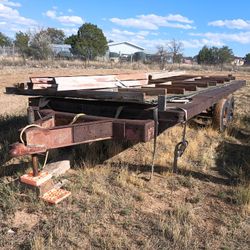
12, 210, 39, 231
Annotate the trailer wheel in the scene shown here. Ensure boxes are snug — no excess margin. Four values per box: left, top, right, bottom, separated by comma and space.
227, 95, 235, 123
212, 98, 230, 132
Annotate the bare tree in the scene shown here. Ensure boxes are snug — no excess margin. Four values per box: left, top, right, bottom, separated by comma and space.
29, 29, 52, 60
156, 45, 168, 70
167, 39, 184, 64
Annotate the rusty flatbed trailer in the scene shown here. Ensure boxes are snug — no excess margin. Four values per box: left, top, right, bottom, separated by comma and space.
5, 72, 246, 177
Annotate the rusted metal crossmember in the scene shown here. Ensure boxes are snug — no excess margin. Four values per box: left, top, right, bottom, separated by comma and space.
10, 112, 155, 157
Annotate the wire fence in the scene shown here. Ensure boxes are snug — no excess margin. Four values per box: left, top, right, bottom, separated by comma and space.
0, 46, 19, 57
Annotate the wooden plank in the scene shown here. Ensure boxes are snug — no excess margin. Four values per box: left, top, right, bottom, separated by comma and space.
152, 81, 172, 85
31, 84, 56, 89
114, 73, 148, 81
55, 77, 147, 91
30, 77, 55, 84
119, 87, 167, 96
29, 74, 148, 91
5, 87, 145, 102
149, 74, 197, 83
149, 71, 185, 80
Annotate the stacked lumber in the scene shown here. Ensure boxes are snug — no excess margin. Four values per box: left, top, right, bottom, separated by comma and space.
25, 71, 186, 91
6, 72, 236, 103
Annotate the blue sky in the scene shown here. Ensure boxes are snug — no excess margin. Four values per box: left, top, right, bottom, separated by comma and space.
0, 0, 250, 56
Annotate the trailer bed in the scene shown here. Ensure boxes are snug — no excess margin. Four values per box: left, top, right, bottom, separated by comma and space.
6, 72, 246, 159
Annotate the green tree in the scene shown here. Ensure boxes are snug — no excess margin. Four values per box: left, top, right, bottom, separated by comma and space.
210, 47, 219, 65
65, 34, 78, 55
217, 46, 234, 68
197, 46, 234, 67
197, 46, 213, 65
70, 23, 107, 60
0, 32, 12, 46
46, 28, 65, 44
65, 34, 77, 45
244, 53, 250, 65
14, 31, 30, 60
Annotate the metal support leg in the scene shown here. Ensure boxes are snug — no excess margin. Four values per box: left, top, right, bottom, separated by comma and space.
27, 107, 35, 124
32, 154, 39, 176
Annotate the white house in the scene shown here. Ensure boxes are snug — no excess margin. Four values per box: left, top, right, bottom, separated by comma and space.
108, 42, 144, 56
232, 56, 245, 66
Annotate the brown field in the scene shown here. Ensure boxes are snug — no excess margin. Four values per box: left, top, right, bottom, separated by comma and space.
0, 65, 249, 249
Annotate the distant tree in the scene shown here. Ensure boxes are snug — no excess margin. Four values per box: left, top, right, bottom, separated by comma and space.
65, 34, 77, 45
244, 53, 250, 65
167, 39, 183, 64
197, 45, 234, 68
210, 47, 219, 64
0, 32, 12, 46
71, 23, 108, 61
29, 29, 52, 60
46, 28, 65, 44
197, 46, 213, 64
14, 31, 30, 60
156, 45, 168, 69
217, 46, 234, 69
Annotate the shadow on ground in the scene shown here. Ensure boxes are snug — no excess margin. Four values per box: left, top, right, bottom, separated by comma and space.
109, 162, 233, 186
0, 115, 27, 176
215, 141, 250, 183
214, 114, 250, 183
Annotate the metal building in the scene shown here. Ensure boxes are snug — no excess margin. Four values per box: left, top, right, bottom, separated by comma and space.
108, 41, 144, 56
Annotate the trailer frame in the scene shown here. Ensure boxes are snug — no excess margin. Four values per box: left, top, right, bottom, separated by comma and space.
6, 73, 246, 176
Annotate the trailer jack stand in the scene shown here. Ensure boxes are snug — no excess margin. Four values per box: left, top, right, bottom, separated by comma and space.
32, 154, 39, 177
19, 154, 71, 204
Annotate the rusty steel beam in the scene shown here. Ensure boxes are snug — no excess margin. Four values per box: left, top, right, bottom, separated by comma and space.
194, 81, 217, 86
142, 86, 185, 94
157, 84, 197, 91
10, 112, 155, 157
11, 120, 113, 157
118, 87, 167, 96
165, 80, 246, 120
26, 120, 113, 147
194, 79, 218, 84
172, 81, 210, 88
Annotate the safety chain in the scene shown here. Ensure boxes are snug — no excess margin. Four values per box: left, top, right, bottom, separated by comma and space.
173, 108, 188, 173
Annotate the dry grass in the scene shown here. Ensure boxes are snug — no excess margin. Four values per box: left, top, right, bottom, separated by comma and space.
0, 66, 249, 249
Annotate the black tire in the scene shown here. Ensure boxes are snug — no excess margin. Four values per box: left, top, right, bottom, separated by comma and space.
227, 95, 235, 123
212, 98, 230, 132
